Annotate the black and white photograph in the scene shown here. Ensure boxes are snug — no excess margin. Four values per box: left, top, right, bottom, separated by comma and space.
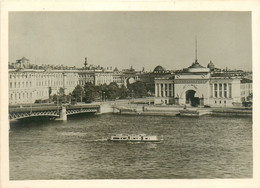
1, 1, 260, 188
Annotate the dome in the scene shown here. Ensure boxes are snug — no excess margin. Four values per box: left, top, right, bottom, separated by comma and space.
113, 67, 119, 72
188, 60, 205, 69
207, 61, 215, 70
187, 60, 210, 73
153, 65, 165, 73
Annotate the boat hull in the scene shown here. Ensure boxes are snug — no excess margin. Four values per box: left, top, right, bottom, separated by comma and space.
107, 139, 162, 143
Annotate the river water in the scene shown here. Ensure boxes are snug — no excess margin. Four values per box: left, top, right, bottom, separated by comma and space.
9, 114, 252, 179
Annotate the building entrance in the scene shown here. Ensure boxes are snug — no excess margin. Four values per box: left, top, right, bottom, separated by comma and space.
185, 90, 200, 107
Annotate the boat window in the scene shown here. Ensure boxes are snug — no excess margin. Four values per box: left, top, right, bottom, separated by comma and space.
145, 138, 148, 139
113, 137, 119, 139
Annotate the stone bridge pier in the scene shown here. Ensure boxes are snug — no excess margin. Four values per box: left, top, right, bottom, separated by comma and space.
56, 106, 67, 121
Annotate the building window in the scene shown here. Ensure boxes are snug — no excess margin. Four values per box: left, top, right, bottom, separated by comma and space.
224, 83, 227, 98
220, 100, 221, 104
10, 82, 12, 88
169, 84, 172, 97
215, 100, 217, 104
219, 84, 222, 98
228, 83, 232, 98
214, 84, 218, 98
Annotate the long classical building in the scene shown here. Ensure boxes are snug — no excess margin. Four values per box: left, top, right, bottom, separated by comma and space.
8, 57, 140, 104
9, 69, 79, 104
154, 60, 252, 107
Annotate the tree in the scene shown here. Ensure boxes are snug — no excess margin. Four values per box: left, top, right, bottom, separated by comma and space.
72, 85, 85, 102
84, 82, 97, 103
57, 88, 66, 104
118, 85, 129, 99
58, 87, 65, 97
107, 82, 119, 100
128, 81, 148, 98
48, 87, 52, 100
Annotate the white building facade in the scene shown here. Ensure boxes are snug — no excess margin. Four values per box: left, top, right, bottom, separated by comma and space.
154, 61, 252, 107
9, 69, 78, 104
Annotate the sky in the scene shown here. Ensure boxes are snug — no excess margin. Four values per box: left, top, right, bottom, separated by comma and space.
9, 11, 252, 71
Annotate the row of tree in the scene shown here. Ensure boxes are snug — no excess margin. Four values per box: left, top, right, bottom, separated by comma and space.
71, 81, 153, 103
35, 81, 154, 104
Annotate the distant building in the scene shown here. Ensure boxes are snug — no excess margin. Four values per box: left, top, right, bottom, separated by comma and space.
9, 69, 78, 104
78, 70, 95, 86
154, 59, 253, 107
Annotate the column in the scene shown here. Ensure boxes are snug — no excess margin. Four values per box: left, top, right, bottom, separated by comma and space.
217, 84, 219, 98
162, 84, 165, 97
158, 83, 161, 97
168, 83, 171, 97
221, 83, 224, 98
171, 83, 174, 97
155, 83, 158, 97
211, 83, 214, 98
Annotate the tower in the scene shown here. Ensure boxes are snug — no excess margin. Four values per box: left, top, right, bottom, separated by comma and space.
195, 36, 199, 64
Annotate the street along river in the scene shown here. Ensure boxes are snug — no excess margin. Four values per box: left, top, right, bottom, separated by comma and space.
9, 114, 252, 179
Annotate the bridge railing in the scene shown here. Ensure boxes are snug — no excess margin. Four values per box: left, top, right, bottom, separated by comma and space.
9, 104, 100, 113
9, 106, 61, 113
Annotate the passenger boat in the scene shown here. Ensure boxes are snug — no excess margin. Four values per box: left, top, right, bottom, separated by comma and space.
107, 134, 163, 143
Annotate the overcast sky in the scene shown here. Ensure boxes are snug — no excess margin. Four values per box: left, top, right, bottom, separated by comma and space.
9, 11, 252, 71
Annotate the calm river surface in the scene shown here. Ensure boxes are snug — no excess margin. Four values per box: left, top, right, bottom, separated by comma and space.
9, 114, 252, 179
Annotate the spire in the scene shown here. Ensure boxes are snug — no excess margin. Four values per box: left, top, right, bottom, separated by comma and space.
195, 36, 198, 62
84, 57, 88, 69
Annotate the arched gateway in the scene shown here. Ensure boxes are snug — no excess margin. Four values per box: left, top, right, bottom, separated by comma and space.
185, 90, 200, 107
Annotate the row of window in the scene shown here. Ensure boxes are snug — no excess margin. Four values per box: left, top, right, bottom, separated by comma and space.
10, 93, 32, 101
10, 90, 49, 101
214, 100, 227, 105
10, 81, 32, 88
10, 73, 66, 79
241, 84, 252, 89
9, 80, 77, 88
212, 83, 232, 98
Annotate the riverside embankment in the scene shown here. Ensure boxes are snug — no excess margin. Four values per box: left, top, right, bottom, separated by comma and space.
102, 99, 252, 117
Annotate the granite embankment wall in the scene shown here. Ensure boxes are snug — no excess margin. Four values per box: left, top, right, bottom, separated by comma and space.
98, 101, 252, 117
211, 108, 252, 117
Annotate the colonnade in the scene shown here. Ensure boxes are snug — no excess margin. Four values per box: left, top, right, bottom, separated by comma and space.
212, 83, 232, 98
155, 83, 174, 97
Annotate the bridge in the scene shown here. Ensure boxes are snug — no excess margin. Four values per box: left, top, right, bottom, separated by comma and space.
9, 104, 100, 121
